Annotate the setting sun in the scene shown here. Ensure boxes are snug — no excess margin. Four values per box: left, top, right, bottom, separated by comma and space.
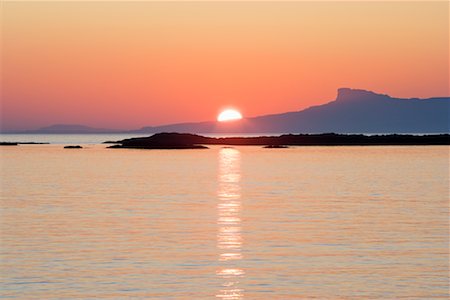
217, 109, 243, 122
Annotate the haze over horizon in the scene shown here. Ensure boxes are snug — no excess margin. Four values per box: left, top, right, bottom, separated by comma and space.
2, 1, 449, 131
3, 88, 447, 134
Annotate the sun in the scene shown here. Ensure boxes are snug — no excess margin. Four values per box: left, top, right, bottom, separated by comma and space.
217, 109, 243, 122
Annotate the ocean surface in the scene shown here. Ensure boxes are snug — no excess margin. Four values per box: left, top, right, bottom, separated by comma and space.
0, 133, 284, 145
0, 134, 448, 299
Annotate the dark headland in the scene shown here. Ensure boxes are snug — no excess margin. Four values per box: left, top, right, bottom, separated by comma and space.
107, 132, 450, 149
0, 142, 49, 146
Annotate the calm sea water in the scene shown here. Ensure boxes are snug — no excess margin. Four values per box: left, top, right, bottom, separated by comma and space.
0, 137, 448, 299
0, 133, 280, 145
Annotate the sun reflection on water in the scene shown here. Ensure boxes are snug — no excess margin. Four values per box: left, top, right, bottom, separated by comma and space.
217, 148, 244, 299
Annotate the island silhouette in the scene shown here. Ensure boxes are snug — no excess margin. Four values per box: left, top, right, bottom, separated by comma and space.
4, 88, 449, 134
107, 132, 450, 149
132, 88, 449, 134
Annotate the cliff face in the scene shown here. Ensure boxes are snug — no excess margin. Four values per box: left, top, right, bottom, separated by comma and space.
313, 88, 449, 133
335, 88, 389, 102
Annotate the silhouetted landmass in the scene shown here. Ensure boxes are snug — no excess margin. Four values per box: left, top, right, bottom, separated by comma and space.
108, 134, 209, 149
109, 144, 208, 150
36, 124, 118, 133
0, 142, 18, 146
5, 124, 118, 134
4, 88, 449, 134
64, 145, 83, 149
108, 132, 450, 149
133, 89, 450, 134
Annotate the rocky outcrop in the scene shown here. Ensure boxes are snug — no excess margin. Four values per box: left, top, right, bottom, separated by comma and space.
108, 132, 450, 149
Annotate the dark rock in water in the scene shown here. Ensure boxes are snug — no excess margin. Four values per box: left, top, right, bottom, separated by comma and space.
0, 142, 18, 146
264, 145, 289, 148
107, 132, 450, 149
108, 132, 210, 149
64, 145, 83, 149
108, 144, 208, 150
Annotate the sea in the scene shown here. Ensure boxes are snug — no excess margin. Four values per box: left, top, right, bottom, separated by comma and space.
0, 134, 448, 299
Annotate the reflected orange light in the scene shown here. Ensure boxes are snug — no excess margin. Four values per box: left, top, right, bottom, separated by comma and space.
217, 268, 245, 277
217, 148, 244, 299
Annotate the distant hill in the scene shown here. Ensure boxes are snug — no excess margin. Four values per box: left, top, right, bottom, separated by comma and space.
134, 88, 449, 134
12, 124, 117, 134
5, 88, 449, 134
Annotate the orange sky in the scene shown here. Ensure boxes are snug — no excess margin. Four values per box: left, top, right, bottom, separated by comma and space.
1, 1, 449, 130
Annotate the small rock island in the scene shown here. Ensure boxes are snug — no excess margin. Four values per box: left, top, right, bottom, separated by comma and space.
107, 132, 450, 149
108, 133, 209, 149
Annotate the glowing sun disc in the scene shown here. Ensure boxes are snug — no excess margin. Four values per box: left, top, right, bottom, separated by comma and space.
217, 109, 243, 122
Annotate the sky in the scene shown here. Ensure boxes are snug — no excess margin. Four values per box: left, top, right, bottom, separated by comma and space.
1, 1, 449, 131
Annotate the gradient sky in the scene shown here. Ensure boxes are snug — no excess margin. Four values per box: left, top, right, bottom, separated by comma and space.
1, 1, 449, 130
